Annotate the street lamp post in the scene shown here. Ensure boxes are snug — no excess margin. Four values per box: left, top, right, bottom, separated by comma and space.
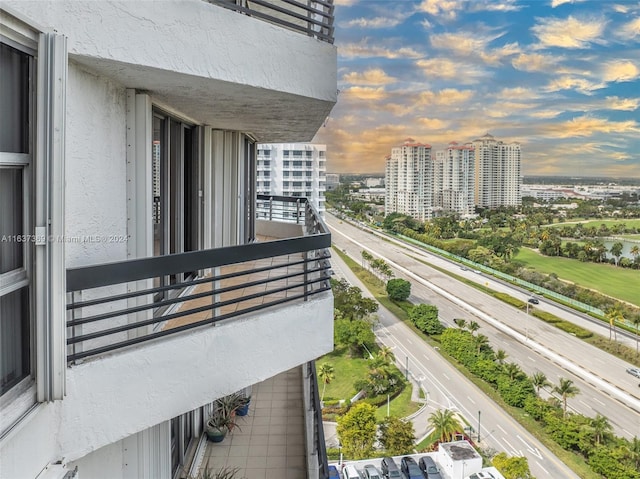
405, 355, 409, 380
477, 411, 481, 443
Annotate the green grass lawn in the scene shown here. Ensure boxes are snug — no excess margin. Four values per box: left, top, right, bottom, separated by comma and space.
514, 247, 640, 307
547, 218, 640, 229
317, 347, 370, 401
374, 384, 421, 421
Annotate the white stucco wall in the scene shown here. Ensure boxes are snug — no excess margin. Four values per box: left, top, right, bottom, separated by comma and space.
0, 293, 333, 479
65, 62, 128, 268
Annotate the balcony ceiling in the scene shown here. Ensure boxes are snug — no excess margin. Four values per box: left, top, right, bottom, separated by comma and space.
74, 56, 335, 142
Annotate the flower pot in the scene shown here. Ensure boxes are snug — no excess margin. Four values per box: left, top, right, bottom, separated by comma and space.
236, 403, 250, 416
206, 426, 227, 443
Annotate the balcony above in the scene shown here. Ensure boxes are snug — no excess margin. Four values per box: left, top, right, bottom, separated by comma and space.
4, 0, 337, 142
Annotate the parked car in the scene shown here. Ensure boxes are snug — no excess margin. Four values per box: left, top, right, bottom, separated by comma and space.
380, 457, 402, 478
399, 457, 423, 479
363, 464, 382, 479
329, 465, 340, 479
418, 456, 443, 478
468, 472, 496, 479
627, 367, 640, 378
343, 465, 363, 479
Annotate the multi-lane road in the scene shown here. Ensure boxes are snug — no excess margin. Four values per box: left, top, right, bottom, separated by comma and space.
325, 213, 640, 476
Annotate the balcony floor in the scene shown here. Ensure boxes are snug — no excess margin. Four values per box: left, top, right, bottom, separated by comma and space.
163, 236, 306, 331
203, 368, 306, 479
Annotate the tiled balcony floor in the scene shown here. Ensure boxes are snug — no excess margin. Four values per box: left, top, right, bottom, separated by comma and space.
163, 236, 307, 331
203, 368, 307, 479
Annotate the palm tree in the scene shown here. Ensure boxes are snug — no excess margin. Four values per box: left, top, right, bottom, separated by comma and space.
553, 378, 580, 419
318, 363, 334, 402
591, 414, 612, 445
474, 334, 490, 355
495, 349, 508, 365
631, 244, 640, 262
503, 362, 523, 381
467, 321, 480, 335
428, 409, 460, 443
530, 372, 550, 396
610, 242, 624, 266
628, 436, 640, 470
455, 318, 467, 330
377, 346, 395, 364
606, 307, 624, 343
632, 314, 640, 357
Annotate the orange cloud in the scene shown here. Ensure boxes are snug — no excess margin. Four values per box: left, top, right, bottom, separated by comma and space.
341, 86, 389, 101
342, 68, 397, 86
532, 15, 606, 49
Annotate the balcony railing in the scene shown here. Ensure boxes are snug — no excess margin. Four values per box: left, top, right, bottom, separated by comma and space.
206, 0, 335, 44
307, 360, 330, 479
66, 197, 331, 363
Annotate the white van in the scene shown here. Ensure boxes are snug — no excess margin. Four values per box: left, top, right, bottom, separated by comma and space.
343, 465, 362, 479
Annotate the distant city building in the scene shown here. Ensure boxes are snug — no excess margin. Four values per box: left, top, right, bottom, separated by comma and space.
364, 177, 384, 188
473, 133, 521, 208
325, 173, 340, 191
257, 143, 327, 215
385, 138, 434, 221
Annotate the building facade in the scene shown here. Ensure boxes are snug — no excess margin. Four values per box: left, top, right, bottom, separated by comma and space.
384, 139, 434, 221
257, 143, 327, 216
441, 142, 476, 217
473, 133, 521, 208
0, 2, 336, 479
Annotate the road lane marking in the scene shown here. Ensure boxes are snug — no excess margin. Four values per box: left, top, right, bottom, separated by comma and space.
497, 424, 507, 434
536, 462, 549, 475
422, 353, 430, 360
467, 396, 476, 405
442, 373, 449, 380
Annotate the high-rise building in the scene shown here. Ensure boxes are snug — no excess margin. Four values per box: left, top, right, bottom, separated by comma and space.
385, 138, 434, 221
441, 142, 476, 217
257, 143, 327, 216
472, 133, 521, 208
0, 2, 336, 478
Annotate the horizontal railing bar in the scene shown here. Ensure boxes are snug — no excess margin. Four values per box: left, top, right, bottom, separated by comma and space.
254, 0, 333, 20
207, 0, 333, 42
67, 233, 329, 292
68, 284, 330, 362
67, 278, 331, 351
66, 263, 329, 327
66, 253, 326, 311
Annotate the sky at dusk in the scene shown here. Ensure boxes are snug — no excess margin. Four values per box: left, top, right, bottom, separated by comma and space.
313, 0, 640, 177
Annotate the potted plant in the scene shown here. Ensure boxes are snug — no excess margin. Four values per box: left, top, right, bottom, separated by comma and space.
236, 395, 251, 417
205, 411, 232, 443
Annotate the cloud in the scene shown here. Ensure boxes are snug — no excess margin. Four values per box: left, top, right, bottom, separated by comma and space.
544, 75, 604, 94
602, 60, 640, 82
540, 115, 640, 138
604, 96, 640, 111
531, 15, 607, 48
417, 117, 450, 129
511, 52, 558, 72
345, 16, 404, 29
339, 38, 422, 59
415, 58, 488, 83
470, 1, 522, 12
494, 87, 540, 101
618, 17, 640, 39
417, 0, 461, 19
341, 86, 389, 101
529, 110, 562, 119
418, 88, 475, 105
429, 31, 520, 65
551, 0, 586, 7
342, 68, 397, 86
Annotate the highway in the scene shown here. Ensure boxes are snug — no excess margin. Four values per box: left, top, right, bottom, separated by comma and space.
328, 234, 579, 479
325, 213, 640, 444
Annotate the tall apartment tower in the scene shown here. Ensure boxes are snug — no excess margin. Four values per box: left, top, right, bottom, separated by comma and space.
257, 143, 327, 216
442, 142, 475, 216
472, 133, 521, 208
385, 138, 433, 221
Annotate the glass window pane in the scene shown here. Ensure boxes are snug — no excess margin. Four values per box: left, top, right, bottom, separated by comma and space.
0, 286, 30, 395
0, 43, 29, 153
0, 168, 24, 274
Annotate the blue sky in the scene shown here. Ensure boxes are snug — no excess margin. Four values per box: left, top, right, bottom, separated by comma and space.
313, 0, 640, 177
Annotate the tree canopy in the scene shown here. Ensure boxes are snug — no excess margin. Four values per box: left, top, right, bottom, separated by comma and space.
386, 278, 411, 302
